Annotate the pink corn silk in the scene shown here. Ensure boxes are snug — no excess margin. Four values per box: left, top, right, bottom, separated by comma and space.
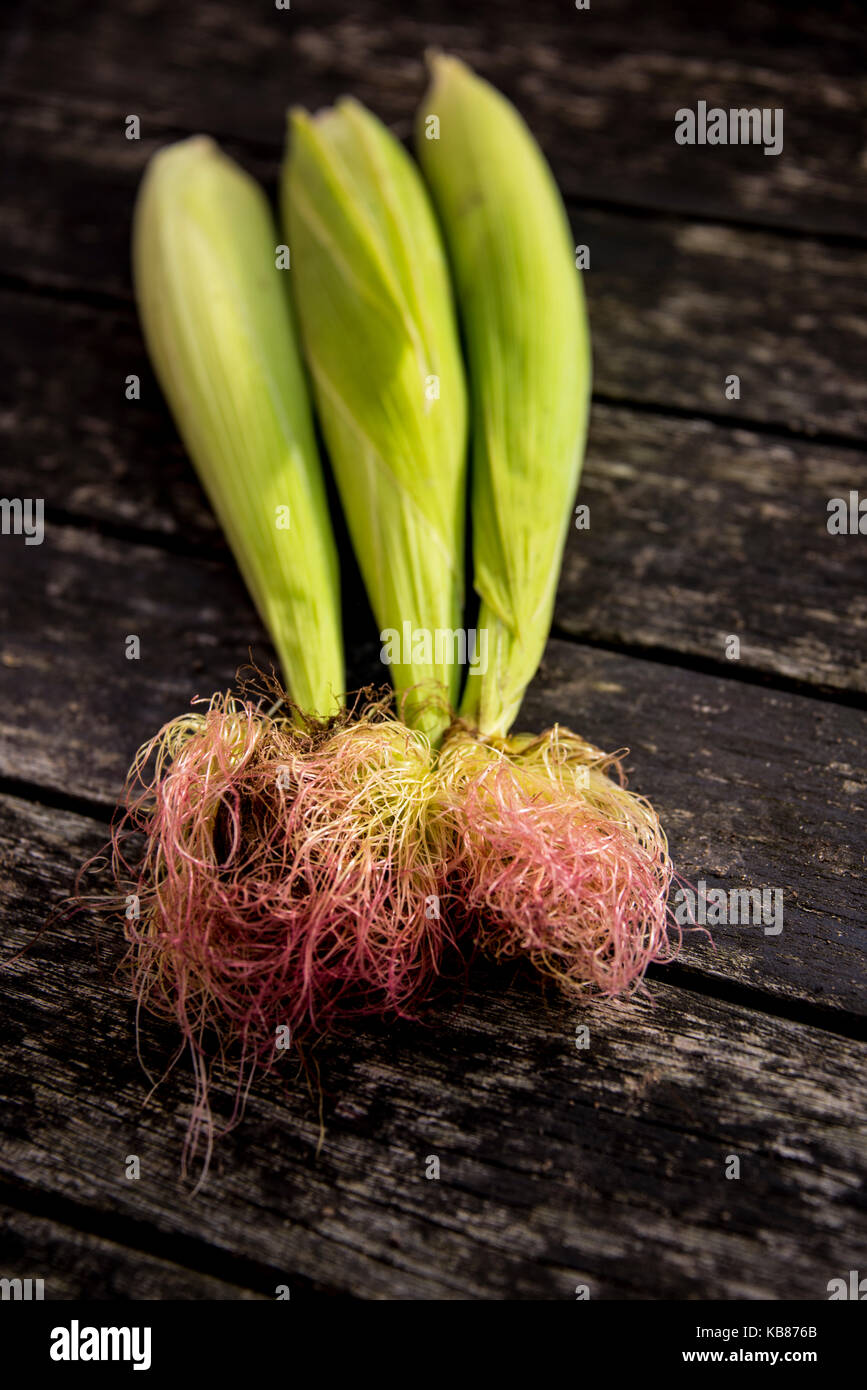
437, 725, 679, 997
107, 694, 679, 1173
111, 693, 458, 1116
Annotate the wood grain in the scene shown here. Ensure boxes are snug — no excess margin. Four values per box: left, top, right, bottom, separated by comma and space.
1, 0, 865, 1302
3, 107, 867, 439
558, 406, 867, 694
1, 1, 865, 236
0, 1206, 264, 1300
1, 549, 865, 1018
3, 288, 865, 693
1, 792, 864, 1299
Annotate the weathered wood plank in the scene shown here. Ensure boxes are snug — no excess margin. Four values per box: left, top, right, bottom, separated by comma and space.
558, 407, 867, 694
0, 291, 221, 546
1, 0, 864, 1308
1, 2, 865, 236
3, 286, 865, 692
1, 792, 864, 1298
0, 1206, 263, 1299
0, 526, 289, 804
1, 524, 864, 1020
524, 642, 867, 1017
5, 0, 866, 79
3, 103, 866, 439
581, 210, 867, 439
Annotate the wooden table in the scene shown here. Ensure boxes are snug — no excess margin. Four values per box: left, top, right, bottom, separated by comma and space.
1, 0, 865, 1300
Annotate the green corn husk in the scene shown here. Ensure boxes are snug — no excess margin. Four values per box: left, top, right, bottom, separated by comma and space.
417, 55, 592, 738
281, 98, 467, 743
133, 135, 343, 717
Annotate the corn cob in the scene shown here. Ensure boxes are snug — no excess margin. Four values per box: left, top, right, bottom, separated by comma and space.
416, 54, 591, 737
282, 98, 467, 742
417, 57, 675, 1001
133, 135, 343, 716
